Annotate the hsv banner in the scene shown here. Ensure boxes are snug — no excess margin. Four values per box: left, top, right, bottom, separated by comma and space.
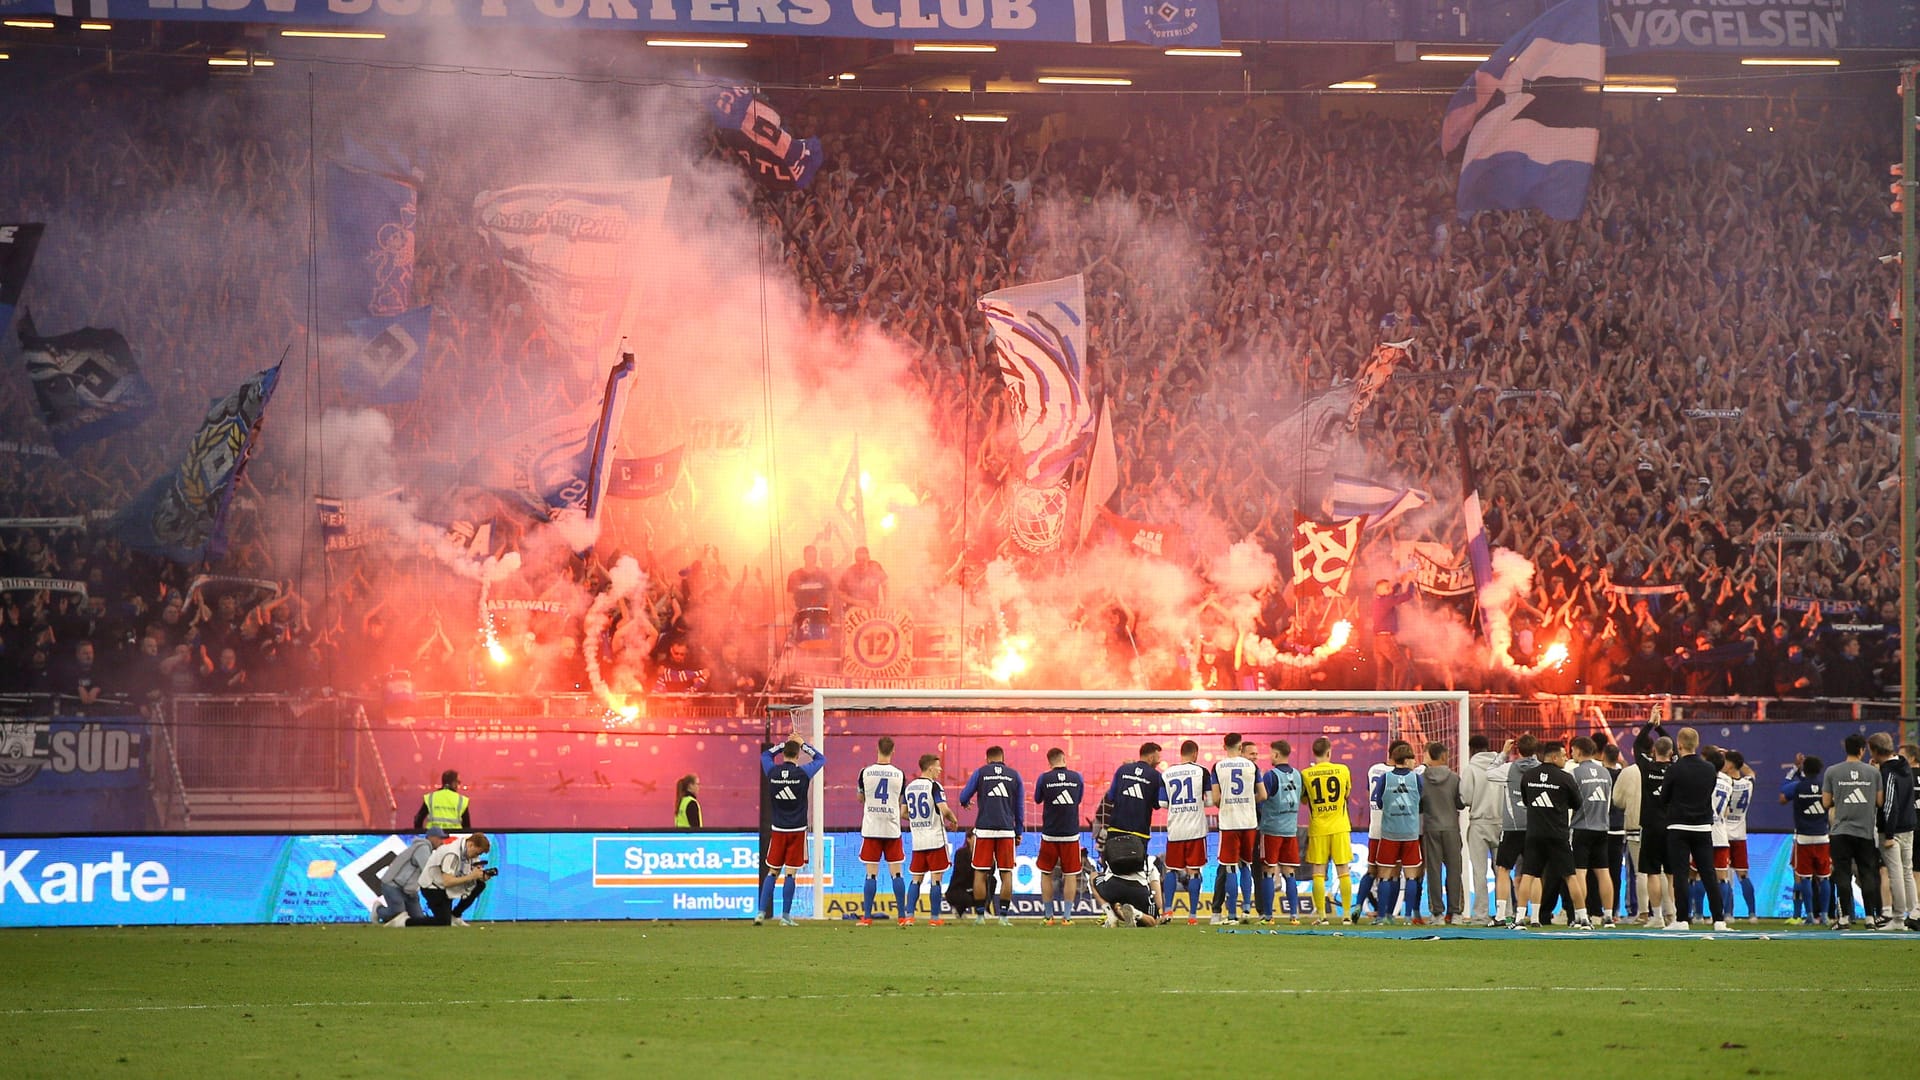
26, 0, 1220, 46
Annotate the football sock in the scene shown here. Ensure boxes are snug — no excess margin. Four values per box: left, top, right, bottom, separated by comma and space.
1355, 872, 1375, 916
1739, 875, 1756, 918
906, 880, 921, 918
1257, 875, 1275, 919
1164, 871, 1181, 915
781, 875, 796, 918
927, 881, 942, 920
1377, 879, 1399, 919
1689, 879, 1705, 915
759, 874, 776, 918
1338, 874, 1354, 919
1719, 880, 1733, 920
862, 876, 877, 918
891, 874, 907, 917
1239, 865, 1255, 911
1792, 878, 1808, 918
1283, 874, 1299, 917
1310, 875, 1327, 918
1813, 878, 1830, 919
1186, 874, 1203, 914
1406, 878, 1423, 917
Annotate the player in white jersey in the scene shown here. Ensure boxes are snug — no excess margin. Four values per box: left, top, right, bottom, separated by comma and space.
1161, 739, 1212, 923
1356, 749, 1398, 919
856, 736, 907, 927
1211, 734, 1265, 923
1722, 750, 1757, 921
1699, 746, 1735, 924
902, 753, 959, 925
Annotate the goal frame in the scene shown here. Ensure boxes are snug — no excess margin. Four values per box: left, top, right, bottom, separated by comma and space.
803, 689, 1470, 920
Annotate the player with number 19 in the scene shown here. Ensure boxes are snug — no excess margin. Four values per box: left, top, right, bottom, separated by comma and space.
1162, 740, 1212, 922
903, 754, 958, 925
856, 737, 907, 927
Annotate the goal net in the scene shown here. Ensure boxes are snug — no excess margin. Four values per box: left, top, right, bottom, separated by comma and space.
788, 690, 1468, 920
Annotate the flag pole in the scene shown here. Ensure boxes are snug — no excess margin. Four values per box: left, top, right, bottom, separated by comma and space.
1899, 61, 1918, 744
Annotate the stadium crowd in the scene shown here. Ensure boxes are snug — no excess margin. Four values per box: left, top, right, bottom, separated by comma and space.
0, 79, 1908, 704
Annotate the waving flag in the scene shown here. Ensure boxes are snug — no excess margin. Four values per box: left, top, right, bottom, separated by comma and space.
1292, 514, 1367, 598
17, 311, 157, 455
475, 180, 671, 385
460, 355, 635, 522
1442, 0, 1604, 221
1328, 474, 1432, 530
1077, 400, 1118, 546
0, 223, 42, 338
112, 364, 282, 564
605, 444, 684, 500
979, 275, 1096, 486
325, 148, 430, 404
1453, 414, 1497, 620
710, 85, 823, 192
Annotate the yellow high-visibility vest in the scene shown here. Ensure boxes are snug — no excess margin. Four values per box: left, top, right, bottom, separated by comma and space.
423, 788, 468, 830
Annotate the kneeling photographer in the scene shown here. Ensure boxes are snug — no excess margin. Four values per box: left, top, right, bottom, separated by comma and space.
405, 833, 495, 927
1094, 827, 1163, 928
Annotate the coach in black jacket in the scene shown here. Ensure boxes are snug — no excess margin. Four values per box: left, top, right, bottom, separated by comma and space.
1660, 727, 1727, 930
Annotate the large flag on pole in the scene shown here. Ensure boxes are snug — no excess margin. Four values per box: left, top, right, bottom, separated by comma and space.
1328, 474, 1432, 530
324, 146, 430, 404
837, 437, 867, 548
111, 363, 282, 563
17, 311, 157, 454
0, 223, 43, 339
1292, 514, 1367, 598
459, 354, 635, 522
1077, 400, 1118, 546
1453, 414, 1497, 624
1441, 0, 1604, 221
978, 275, 1097, 487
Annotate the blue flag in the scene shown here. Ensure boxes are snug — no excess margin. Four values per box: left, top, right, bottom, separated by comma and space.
710, 85, 823, 192
325, 147, 429, 402
16, 311, 157, 455
1453, 415, 1497, 625
978, 275, 1096, 486
1441, 0, 1604, 221
341, 305, 431, 404
0, 223, 43, 339
460, 355, 635, 522
112, 365, 282, 564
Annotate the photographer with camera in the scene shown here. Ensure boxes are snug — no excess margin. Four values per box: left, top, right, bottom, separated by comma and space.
402, 833, 494, 927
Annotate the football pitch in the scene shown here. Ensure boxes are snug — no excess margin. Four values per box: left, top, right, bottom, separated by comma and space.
4, 922, 1917, 1079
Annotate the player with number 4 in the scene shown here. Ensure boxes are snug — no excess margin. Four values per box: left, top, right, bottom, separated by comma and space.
857, 737, 908, 926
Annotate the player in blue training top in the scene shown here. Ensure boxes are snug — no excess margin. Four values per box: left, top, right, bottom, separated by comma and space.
959, 746, 1024, 925
1781, 754, 1832, 925
758, 734, 826, 926
1369, 743, 1426, 925
1034, 747, 1086, 925
1258, 739, 1305, 924
1103, 742, 1167, 848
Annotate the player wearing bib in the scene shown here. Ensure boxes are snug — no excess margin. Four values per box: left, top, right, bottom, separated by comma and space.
1212, 734, 1265, 923
1782, 756, 1832, 924
1301, 737, 1355, 923
1259, 740, 1304, 923
1722, 751, 1756, 920
958, 747, 1024, 925
856, 737, 907, 927
1368, 744, 1425, 925
1352, 755, 1395, 920
903, 754, 960, 925
1034, 748, 1086, 925
758, 736, 826, 926
1161, 740, 1212, 922
1568, 737, 1616, 927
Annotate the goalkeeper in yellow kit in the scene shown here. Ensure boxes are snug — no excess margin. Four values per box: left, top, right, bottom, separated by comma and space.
1300, 737, 1356, 923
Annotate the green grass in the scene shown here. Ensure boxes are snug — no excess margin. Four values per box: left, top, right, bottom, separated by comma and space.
2, 922, 1917, 1078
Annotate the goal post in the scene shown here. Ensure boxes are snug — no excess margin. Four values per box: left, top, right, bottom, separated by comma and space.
801, 689, 1470, 920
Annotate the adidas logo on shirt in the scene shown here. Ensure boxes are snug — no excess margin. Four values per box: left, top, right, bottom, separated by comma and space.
1531, 792, 1558, 808
987, 782, 1009, 798
1123, 783, 1144, 799
1052, 791, 1075, 805
1842, 788, 1870, 805
775, 788, 797, 801
1587, 788, 1609, 801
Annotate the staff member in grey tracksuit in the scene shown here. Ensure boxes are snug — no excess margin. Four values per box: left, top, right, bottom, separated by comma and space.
1418, 742, 1465, 924
1461, 735, 1505, 924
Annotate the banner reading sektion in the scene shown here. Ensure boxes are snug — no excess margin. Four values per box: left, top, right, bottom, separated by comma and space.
30, 0, 1220, 46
